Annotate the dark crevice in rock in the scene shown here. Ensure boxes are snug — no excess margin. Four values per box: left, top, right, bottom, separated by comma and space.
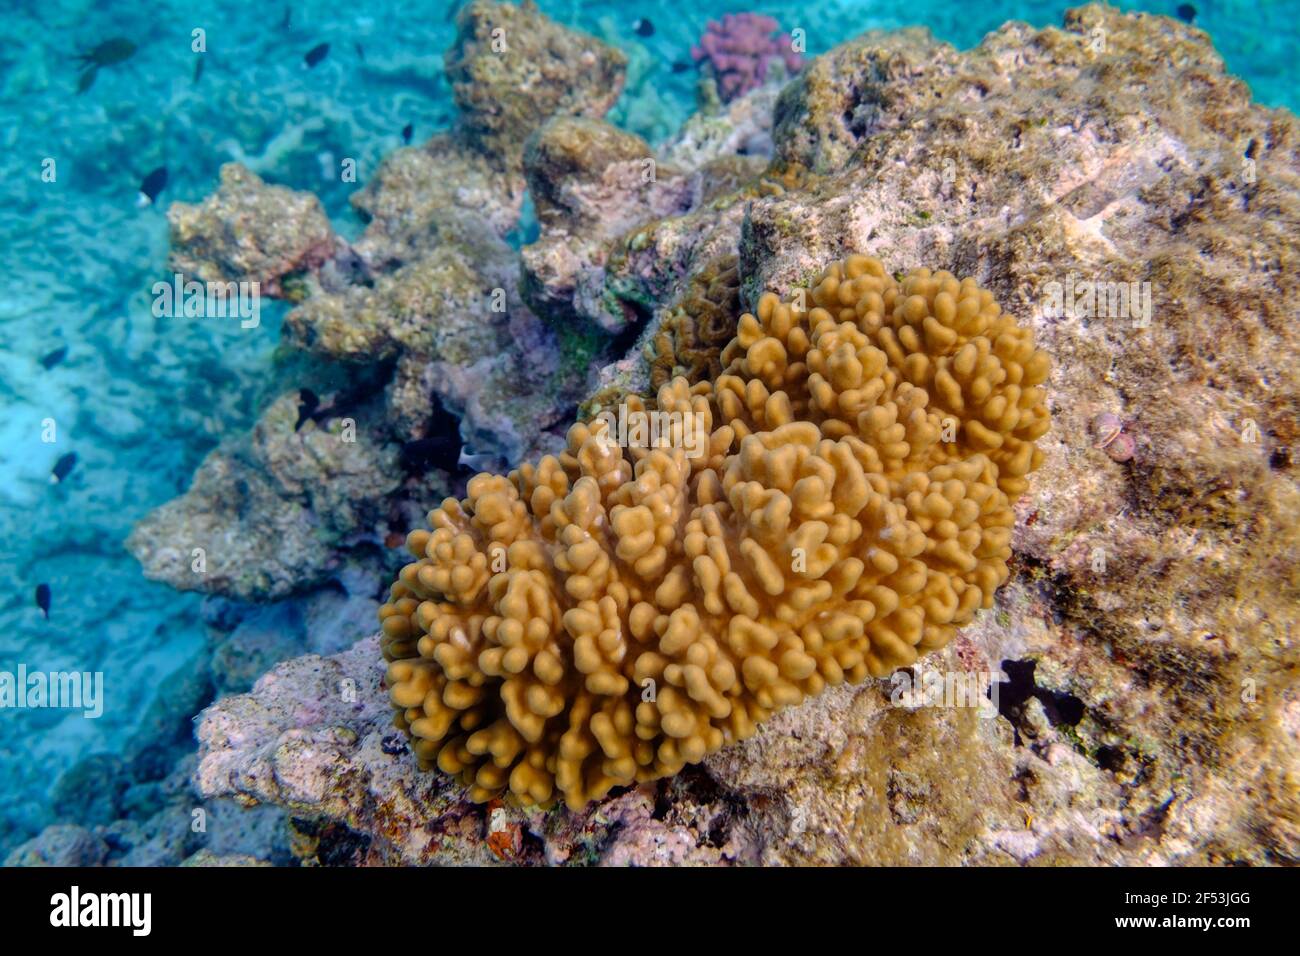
291, 817, 372, 866
998, 658, 1087, 745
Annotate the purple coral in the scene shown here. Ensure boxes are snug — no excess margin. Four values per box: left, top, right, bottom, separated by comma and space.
690, 13, 804, 103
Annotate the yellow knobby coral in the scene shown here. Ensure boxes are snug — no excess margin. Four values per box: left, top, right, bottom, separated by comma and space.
379, 254, 1050, 809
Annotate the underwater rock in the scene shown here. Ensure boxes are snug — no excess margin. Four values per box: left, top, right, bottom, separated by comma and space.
211, 604, 307, 695
12, 753, 292, 867
4, 824, 109, 867
346, 136, 524, 270
167, 163, 342, 299
661, 81, 785, 170
128, 392, 406, 601
194, 1, 628, 458
51, 754, 130, 829
522, 84, 791, 340
194, 5, 1298, 864
131, 1, 641, 604
445, 0, 628, 171
303, 585, 383, 658
124, 647, 216, 782
191, 626, 1072, 865
520, 117, 695, 332
280, 222, 578, 469
195, 635, 462, 865
524, 118, 686, 235
181, 849, 275, 867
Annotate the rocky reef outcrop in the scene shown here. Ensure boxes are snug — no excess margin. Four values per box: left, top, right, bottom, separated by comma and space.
158, 4, 1299, 865
127, 1, 632, 601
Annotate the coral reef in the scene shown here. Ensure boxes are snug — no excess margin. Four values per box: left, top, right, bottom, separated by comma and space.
129, 1, 633, 603
166, 164, 342, 299
645, 254, 742, 392
378, 255, 1049, 809
444, 0, 628, 170
182, 1, 631, 466
691, 14, 804, 104
519, 116, 694, 334
128, 391, 415, 601
576, 253, 742, 422
192, 5, 1299, 866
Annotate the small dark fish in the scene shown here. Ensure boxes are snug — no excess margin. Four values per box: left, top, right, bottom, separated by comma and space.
36, 584, 51, 620
632, 18, 654, 38
1176, 4, 1197, 23
76, 67, 98, 94
295, 388, 320, 430
74, 37, 137, 69
670, 60, 691, 74
40, 346, 68, 370
304, 42, 330, 68
400, 436, 464, 474
193, 55, 204, 84
281, 6, 292, 29
50, 452, 77, 484
138, 166, 167, 206
402, 122, 414, 144
355, 42, 365, 62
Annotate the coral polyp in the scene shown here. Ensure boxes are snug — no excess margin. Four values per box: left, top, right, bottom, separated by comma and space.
379, 255, 1050, 809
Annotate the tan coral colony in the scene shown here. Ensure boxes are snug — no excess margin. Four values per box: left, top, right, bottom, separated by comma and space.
379, 254, 1051, 809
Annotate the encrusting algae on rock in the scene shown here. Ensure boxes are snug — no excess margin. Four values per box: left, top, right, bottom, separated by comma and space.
379, 254, 1050, 810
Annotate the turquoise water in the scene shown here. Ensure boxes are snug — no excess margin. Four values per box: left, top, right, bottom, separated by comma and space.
0, 0, 1295, 858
